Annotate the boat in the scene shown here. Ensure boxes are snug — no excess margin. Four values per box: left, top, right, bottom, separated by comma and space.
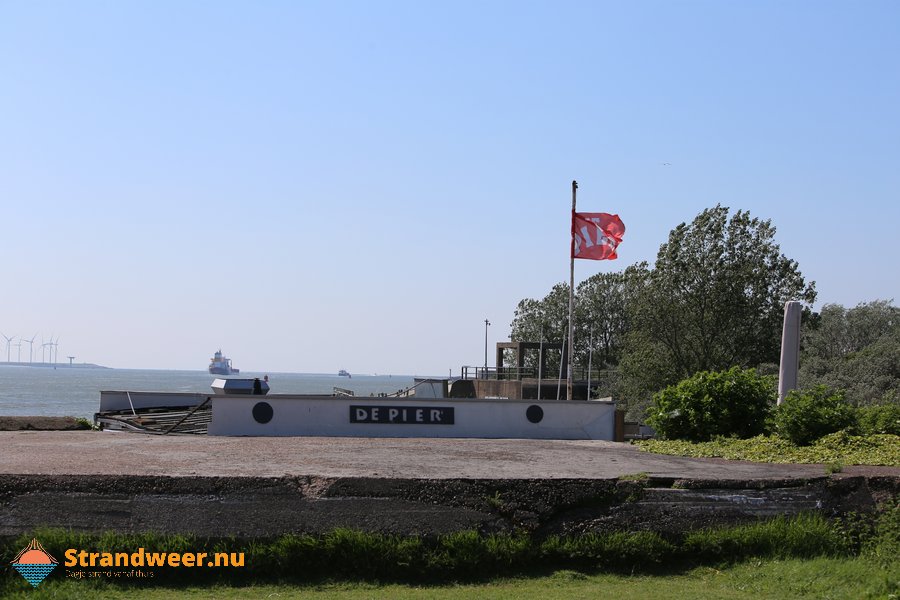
209, 349, 239, 375
338, 369, 351, 378
95, 342, 620, 440
95, 377, 617, 439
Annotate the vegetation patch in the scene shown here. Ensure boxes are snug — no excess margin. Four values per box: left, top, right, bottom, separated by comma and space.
2, 558, 897, 599
646, 367, 775, 441
635, 431, 900, 466
3, 507, 897, 595
858, 403, 900, 436
773, 386, 857, 445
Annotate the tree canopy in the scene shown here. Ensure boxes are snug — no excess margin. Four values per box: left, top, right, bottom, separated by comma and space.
508, 205, 818, 418
800, 300, 899, 406
508, 266, 648, 376
629, 205, 816, 379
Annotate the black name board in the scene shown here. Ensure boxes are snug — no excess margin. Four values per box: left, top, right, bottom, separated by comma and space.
350, 405, 455, 425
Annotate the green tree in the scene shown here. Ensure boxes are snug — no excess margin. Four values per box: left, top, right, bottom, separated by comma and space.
802, 300, 898, 361
800, 300, 899, 406
574, 263, 649, 369
508, 266, 649, 379
627, 206, 816, 389
508, 283, 570, 374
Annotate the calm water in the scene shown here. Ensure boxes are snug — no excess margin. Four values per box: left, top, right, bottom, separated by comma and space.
0, 366, 417, 420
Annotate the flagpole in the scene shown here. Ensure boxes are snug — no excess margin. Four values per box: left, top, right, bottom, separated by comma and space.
567, 180, 577, 401
587, 326, 593, 400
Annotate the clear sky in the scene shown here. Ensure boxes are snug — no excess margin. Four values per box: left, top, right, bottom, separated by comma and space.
1, 1, 898, 375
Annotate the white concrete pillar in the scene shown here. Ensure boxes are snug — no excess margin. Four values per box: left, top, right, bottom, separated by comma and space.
777, 301, 802, 405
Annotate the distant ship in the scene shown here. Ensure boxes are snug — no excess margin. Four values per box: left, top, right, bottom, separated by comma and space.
209, 350, 240, 375
338, 369, 351, 378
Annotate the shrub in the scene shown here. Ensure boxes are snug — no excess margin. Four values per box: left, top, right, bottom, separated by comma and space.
863, 500, 900, 564
773, 386, 855, 446
857, 403, 900, 436
646, 367, 775, 441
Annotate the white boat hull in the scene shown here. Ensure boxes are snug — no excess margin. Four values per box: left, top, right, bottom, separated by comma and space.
209, 395, 615, 439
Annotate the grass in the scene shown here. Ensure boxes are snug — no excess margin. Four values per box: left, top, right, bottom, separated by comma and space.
635, 431, 900, 466
3, 505, 897, 597
4, 508, 897, 586
825, 461, 844, 474
3, 558, 898, 599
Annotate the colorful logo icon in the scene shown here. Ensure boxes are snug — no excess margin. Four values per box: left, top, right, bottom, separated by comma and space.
11, 538, 58, 587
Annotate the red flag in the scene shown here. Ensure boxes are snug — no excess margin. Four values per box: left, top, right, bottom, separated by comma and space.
572, 212, 625, 260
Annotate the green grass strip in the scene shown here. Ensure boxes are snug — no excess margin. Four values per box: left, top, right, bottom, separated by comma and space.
3, 558, 899, 599
4, 507, 896, 594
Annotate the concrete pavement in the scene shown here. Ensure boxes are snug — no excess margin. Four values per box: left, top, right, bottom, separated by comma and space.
0, 430, 842, 480
2, 431, 896, 538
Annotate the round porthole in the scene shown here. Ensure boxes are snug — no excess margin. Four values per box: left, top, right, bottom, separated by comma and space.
252, 401, 273, 424
526, 404, 544, 424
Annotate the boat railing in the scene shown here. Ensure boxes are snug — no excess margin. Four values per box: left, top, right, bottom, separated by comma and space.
460, 365, 616, 382
460, 366, 536, 380
333, 381, 423, 398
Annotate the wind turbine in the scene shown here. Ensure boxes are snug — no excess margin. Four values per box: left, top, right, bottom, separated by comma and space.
1, 333, 13, 363
42, 335, 54, 365
53, 336, 60, 366
15, 339, 22, 362
23, 334, 37, 363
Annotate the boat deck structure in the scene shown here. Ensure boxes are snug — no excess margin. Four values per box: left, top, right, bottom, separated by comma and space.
95, 380, 619, 439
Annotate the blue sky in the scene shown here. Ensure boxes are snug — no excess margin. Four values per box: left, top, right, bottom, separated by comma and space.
1, 1, 897, 375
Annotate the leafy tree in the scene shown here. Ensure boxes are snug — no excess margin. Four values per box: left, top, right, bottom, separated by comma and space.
626, 206, 816, 393
508, 283, 570, 374
803, 300, 898, 361
574, 263, 649, 369
619, 330, 680, 419
507, 206, 820, 421
508, 266, 649, 381
800, 300, 899, 406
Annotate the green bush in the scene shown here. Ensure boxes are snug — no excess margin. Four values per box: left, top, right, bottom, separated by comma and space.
773, 386, 855, 446
857, 403, 900, 436
646, 367, 775, 441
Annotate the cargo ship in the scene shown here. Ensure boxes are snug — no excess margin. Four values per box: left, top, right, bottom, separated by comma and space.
209, 349, 239, 375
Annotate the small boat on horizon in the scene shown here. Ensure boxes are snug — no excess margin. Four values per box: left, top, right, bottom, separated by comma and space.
338, 369, 351, 378
209, 350, 239, 376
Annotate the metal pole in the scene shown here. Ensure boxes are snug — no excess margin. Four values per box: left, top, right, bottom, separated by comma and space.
557, 326, 566, 401
567, 180, 577, 400
484, 319, 491, 377
587, 327, 593, 400
537, 323, 544, 400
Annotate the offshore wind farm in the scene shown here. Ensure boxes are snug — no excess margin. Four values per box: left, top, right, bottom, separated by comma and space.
0, 333, 103, 369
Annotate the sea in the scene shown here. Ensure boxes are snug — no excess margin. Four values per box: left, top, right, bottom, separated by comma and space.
0, 366, 417, 420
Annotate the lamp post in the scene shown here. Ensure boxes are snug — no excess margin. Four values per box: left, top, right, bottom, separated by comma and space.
484, 319, 491, 377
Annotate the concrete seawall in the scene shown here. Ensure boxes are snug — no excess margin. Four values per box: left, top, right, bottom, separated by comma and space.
2, 431, 897, 538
